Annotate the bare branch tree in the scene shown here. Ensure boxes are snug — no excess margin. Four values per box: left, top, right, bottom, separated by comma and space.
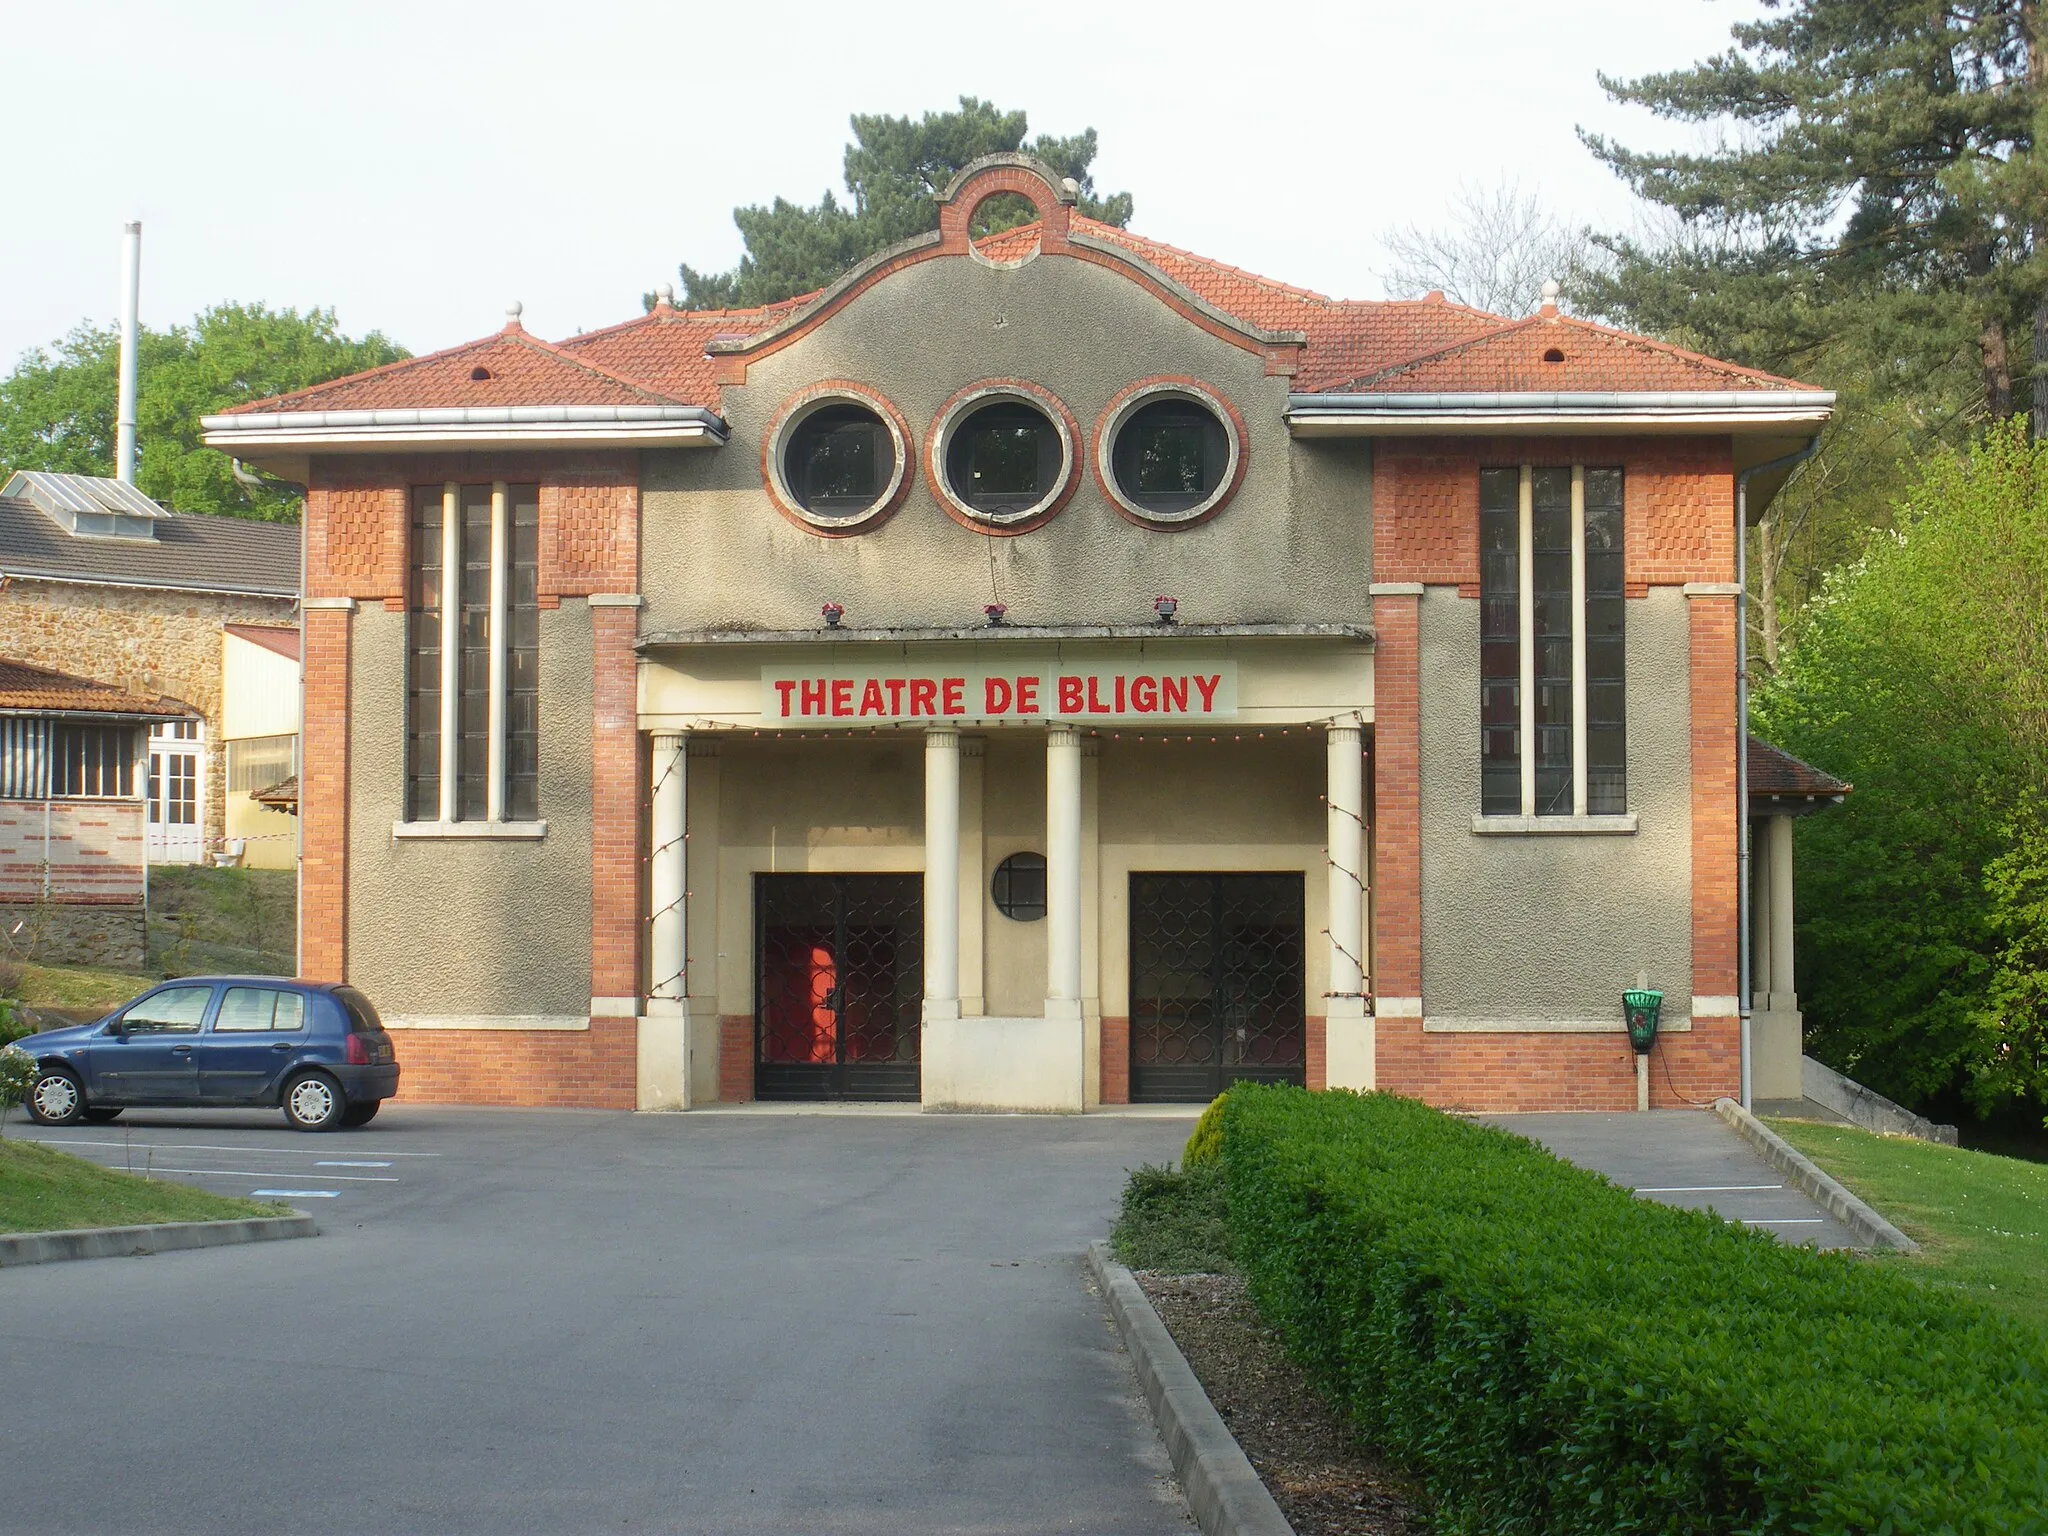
1380, 178, 1597, 318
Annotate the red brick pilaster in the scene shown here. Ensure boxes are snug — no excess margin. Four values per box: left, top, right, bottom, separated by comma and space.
1100, 1016, 1130, 1104
1371, 592, 1424, 1097
1690, 595, 1739, 1003
300, 605, 351, 980
590, 603, 642, 1003
719, 1016, 755, 1101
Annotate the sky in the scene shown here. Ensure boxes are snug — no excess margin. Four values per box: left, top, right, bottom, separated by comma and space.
1, 0, 1761, 369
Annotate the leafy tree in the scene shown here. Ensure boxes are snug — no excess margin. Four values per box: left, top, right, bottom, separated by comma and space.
1754, 422, 2048, 1120
669, 96, 1134, 310
0, 304, 406, 522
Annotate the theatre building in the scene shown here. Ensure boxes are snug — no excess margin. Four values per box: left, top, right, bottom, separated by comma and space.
204, 156, 1833, 1113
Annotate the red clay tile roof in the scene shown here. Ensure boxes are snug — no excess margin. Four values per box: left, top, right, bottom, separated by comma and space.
1749, 738, 1850, 802
224, 623, 301, 662
1331, 313, 1810, 394
222, 326, 694, 414
0, 658, 193, 717
225, 219, 1817, 417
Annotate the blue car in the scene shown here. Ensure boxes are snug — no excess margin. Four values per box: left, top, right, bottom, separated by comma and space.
20, 978, 401, 1132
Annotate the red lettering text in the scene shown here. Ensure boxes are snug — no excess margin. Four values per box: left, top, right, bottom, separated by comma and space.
859, 679, 885, 716
985, 676, 1013, 714
885, 677, 907, 715
800, 679, 827, 715
942, 677, 965, 715
1114, 675, 1126, 713
1057, 675, 1084, 713
1016, 676, 1040, 713
774, 679, 797, 717
1131, 676, 1158, 713
830, 678, 854, 717
1086, 676, 1111, 714
910, 678, 939, 716
1163, 676, 1189, 712
1193, 673, 1221, 711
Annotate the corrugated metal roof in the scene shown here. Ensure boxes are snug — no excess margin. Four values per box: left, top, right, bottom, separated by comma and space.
2, 470, 169, 520
0, 495, 299, 596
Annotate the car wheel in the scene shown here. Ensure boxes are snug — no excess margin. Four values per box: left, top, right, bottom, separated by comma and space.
282, 1071, 347, 1132
340, 1101, 380, 1128
82, 1107, 124, 1124
27, 1069, 85, 1126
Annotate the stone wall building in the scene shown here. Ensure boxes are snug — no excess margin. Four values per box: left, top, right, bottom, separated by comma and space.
204, 154, 1839, 1113
0, 472, 299, 864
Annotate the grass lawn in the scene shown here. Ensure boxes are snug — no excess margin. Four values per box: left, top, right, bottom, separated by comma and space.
1770, 1117, 2048, 1330
10, 961, 148, 1015
146, 864, 294, 976
0, 1136, 279, 1235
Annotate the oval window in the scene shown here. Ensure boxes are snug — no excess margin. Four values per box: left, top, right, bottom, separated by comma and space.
783, 402, 898, 520
945, 400, 1064, 520
1111, 398, 1230, 517
991, 852, 1047, 922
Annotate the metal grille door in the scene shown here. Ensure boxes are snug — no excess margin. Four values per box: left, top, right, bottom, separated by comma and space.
756, 874, 922, 1101
1129, 873, 1306, 1102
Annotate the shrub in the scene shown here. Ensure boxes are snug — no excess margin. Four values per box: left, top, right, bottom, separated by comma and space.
0, 1042, 35, 1137
1111, 1161, 1232, 1274
1224, 1084, 2048, 1534
1182, 1094, 1226, 1169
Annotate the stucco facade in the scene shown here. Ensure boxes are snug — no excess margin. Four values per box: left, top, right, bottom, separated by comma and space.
206, 154, 1832, 1114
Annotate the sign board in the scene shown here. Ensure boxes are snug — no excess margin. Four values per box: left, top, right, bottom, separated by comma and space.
761, 663, 1238, 725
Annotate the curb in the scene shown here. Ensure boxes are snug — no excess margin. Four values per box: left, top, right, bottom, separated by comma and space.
1714, 1098, 1917, 1253
0, 1214, 319, 1269
1088, 1240, 1295, 1536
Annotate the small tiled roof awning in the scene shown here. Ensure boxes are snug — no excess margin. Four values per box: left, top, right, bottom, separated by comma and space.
1749, 737, 1850, 815
251, 774, 298, 814
0, 658, 194, 719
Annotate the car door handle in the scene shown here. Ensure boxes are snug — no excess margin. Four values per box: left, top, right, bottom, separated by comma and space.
171, 1045, 193, 1054
270, 1043, 293, 1051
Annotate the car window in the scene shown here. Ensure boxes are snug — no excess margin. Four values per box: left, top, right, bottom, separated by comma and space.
122, 986, 213, 1035
215, 987, 305, 1034
335, 985, 385, 1033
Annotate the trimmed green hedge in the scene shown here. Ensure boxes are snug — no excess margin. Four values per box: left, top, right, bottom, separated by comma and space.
1222, 1086, 2048, 1534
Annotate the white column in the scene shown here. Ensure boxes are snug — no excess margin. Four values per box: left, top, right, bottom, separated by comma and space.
437, 483, 459, 823
649, 731, 687, 1010
1325, 723, 1374, 1090
1326, 724, 1365, 1000
1045, 725, 1083, 1021
485, 482, 508, 822
923, 727, 962, 1024
1750, 820, 1773, 1011
1769, 814, 1796, 1007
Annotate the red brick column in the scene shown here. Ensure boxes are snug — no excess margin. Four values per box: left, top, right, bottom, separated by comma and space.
1682, 592, 1742, 1101
1371, 592, 1424, 1095
300, 604, 352, 981
589, 602, 642, 1006
1099, 1016, 1130, 1104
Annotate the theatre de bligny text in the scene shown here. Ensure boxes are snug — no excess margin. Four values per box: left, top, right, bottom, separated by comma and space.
760, 662, 1240, 725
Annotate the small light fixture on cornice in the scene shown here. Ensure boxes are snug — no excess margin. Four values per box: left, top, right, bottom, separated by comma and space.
984, 602, 1007, 627
821, 601, 845, 629
1153, 596, 1179, 625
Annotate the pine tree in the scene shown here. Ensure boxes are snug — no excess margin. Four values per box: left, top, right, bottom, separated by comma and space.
668, 97, 1134, 310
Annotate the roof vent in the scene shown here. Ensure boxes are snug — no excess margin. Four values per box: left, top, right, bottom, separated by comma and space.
470, 366, 492, 381
2, 470, 164, 541
1542, 347, 1565, 364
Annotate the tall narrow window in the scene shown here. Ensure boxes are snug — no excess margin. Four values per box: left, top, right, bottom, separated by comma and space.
1583, 469, 1627, 814
1476, 465, 1627, 818
405, 482, 542, 823
1478, 469, 1521, 816
405, 488, 443, 821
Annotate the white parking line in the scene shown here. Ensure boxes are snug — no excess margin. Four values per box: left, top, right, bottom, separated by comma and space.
315, 1160, 392, 1168
1635, 1184, 1784, 1194
27, 1139, 440, 1157
101, 1165, 398, 1183
252, 1190, 341, 1198
1738, 1217, 1825, 1225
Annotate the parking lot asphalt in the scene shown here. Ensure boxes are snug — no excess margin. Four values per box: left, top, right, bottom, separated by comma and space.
6, 1106, 1198, 1536
1487, 1108, 1866, 1247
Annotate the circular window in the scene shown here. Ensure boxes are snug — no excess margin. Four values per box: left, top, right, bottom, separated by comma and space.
1095, 382, 1245, 526
763, 385, 912, 534
991, 852, 1047, 922
929, 383, 1078, 531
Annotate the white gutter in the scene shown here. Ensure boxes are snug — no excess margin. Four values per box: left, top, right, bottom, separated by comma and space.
1286, 391, 1836, 435
201, 403, 728, 451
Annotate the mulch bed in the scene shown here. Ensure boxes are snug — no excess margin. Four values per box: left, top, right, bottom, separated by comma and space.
1137, 1272, 1423, 1536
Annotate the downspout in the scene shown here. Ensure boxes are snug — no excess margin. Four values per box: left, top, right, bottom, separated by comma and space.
1735, 439, 1819, 1109
116, 222, 141, 485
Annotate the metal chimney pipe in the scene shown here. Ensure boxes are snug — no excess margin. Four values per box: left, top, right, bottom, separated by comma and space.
116, 220, 142, 485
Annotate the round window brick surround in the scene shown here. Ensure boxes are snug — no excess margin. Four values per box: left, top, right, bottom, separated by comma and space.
1092, 379, 1247, 528
925, 379, 1082, 534
762, 382, 914, 535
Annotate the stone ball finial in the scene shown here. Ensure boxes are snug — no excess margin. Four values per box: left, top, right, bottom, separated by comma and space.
658, 284, 675, 308
506, 300, 524, 327
1540, 278, 1561, 310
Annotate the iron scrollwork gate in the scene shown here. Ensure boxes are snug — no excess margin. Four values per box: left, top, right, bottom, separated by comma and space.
755, 874, 923, 1101
1129, 873, 1306, 1102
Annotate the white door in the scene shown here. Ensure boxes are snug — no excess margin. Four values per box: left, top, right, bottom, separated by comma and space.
147, 720, 205, 864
